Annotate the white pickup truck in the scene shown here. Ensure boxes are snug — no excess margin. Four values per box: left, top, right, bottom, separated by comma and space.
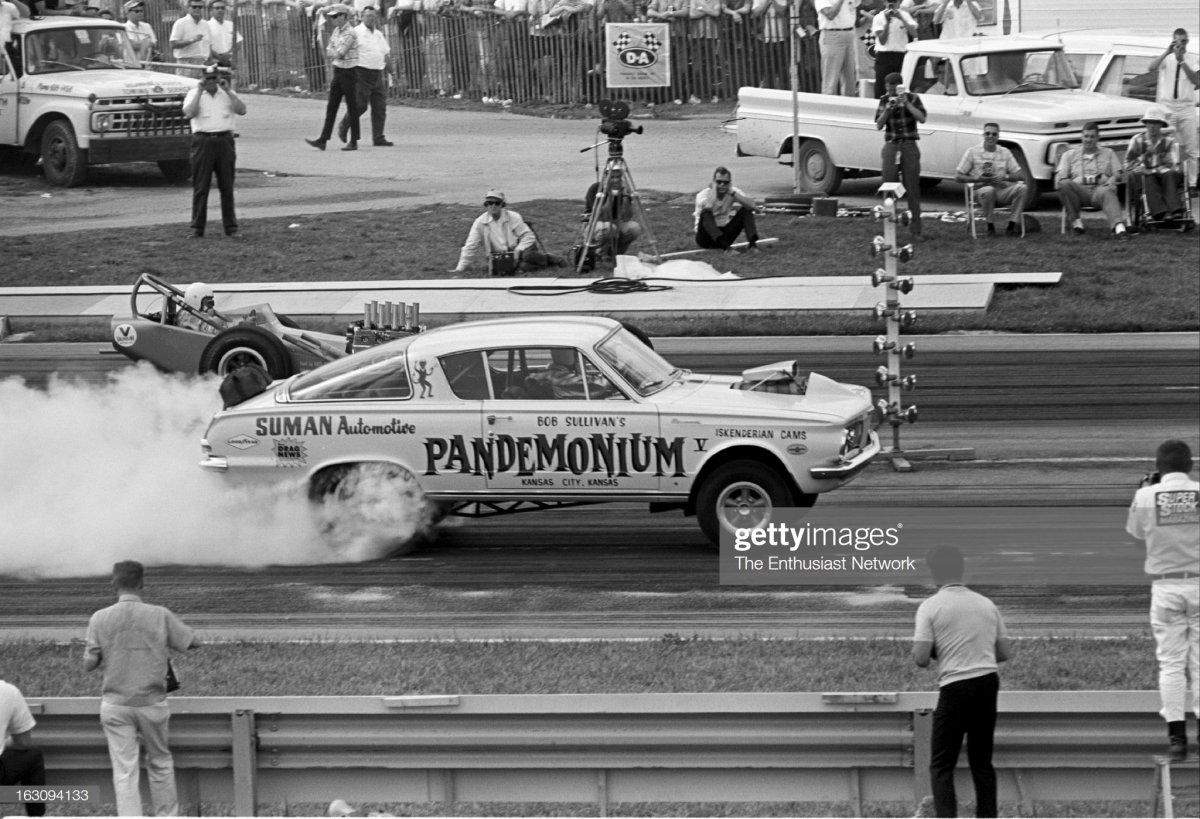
735, 36, 1149, 208
1, 17, 193, 186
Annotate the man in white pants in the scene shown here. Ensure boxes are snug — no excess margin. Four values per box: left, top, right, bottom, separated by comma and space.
1127, 440, 1200, 762
814, 0, 859, 96
1150, 28, 1198, 193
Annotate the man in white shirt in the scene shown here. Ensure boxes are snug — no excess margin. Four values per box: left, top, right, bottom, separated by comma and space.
205, 0, 242, 65
122, 1, 157, 62
1127, 439, 1200, 762
814, 0, 858, 96
1150, 28, 1198, 192
871, 0, 915, 98
694, 165, 762, 253
169, 0, 211, 67
1, 679, 45, 817
337, 5, 395, 146
182, 63, 247, 237
933, 0, 979, 40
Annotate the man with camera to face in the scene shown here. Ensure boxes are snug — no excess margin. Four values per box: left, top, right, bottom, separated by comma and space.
182, 63, 246, 238
875, 72, 927, 239
871, 0, 915, 99
1149, 28, 1198, 194
1127, 440, 1200, 762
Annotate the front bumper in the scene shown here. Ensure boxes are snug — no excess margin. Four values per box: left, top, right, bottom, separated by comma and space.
809, 431, 881, 483
86, 134, 190, 164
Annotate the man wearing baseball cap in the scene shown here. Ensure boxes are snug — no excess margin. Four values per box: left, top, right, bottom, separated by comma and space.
183, 62, 247, 238
305, 4, 362, 151
122, 1, 156, 63
451, 189, 563, 275
1125, 104, 1185, 221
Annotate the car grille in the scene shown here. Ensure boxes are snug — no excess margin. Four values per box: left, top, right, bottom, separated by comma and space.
93, 96, 189, 136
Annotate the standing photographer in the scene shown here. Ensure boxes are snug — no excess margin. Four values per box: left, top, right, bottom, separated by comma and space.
871, 0, 915, 98
182, 63, 246, 239
1149, 28, 1198, 192
875, 71, 926, 239
1126, 440, 1199, 762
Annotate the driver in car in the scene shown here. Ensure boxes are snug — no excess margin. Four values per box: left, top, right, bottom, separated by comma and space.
527, 348, 617, 400
178, 281, 232, 334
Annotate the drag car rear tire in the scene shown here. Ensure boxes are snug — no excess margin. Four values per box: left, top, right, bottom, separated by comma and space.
199, 325, 293, 380
696, 460, 796, 546
308, 462, 434, 558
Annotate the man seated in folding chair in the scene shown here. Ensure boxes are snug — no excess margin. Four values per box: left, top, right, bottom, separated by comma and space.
955, 122, 1027, 238
1125, 105, 1188, 227
1055, 121, 1128, 238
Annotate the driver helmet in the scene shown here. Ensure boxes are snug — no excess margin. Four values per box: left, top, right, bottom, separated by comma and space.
183, 282, 216, 311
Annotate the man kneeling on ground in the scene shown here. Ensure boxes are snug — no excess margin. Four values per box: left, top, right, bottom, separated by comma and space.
452, 189, 565, 275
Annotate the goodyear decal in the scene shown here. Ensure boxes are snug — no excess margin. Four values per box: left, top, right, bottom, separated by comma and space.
424, 433, 687, 479
255, 416, 415, 436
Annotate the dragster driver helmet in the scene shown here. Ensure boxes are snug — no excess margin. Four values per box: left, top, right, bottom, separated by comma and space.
184, 282, 215, 310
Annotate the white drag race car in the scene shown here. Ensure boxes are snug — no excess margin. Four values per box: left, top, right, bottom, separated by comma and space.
200, 316, 880, 548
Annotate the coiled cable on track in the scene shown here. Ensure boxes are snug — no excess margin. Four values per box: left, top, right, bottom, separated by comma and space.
506, 277, 674, 296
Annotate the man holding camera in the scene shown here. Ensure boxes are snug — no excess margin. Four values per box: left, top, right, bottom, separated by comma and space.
182, 62, 246, 238
1149, 28, 1198, 193
1126, 440, 1199, 762
451, 190, 564, 275
875, 72, 927, 239
871, 0, 916, 99
1055, 122, 1126, 237
955, 122, 1027, 237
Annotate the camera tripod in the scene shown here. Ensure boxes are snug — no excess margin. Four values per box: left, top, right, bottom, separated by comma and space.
576, 151, 661, 274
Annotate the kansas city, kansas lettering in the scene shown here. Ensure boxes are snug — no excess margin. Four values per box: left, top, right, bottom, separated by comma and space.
255, 416, 416, 436
425, 433, 687, 478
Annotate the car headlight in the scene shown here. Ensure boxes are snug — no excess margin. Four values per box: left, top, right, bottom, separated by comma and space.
93, 112, 113, 133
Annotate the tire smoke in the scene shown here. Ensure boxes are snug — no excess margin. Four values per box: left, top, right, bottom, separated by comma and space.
0, 365, 418, 578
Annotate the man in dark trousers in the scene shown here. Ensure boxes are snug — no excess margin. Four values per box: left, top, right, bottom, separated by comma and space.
875, 71, 927, 239
182, 63, 246, 238
1, 678, 46, 816
913, 545, 1011, 817
693, 166, 763, 254
1127, 439, 1199, 762
306, 4, 361, 151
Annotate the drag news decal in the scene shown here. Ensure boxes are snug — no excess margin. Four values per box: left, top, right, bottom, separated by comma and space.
1156, 489, 1199, 525
424, 433, 688, 479
273, 438, 307, 468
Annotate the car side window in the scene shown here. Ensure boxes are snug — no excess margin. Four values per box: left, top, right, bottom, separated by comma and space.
490, 347, 622, 401
440, 350, 492, 400
1096, 55, 1157, 102
1063, 51, 1102, 87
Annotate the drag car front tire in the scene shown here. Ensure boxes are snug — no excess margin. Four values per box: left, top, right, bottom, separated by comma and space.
199, 325, 293, 380
308, 462, 435, 558
696, 460, 796, 546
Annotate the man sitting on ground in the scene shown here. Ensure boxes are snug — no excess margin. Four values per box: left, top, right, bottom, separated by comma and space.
584, 180, 642, 259
694, 166, 763, 254
452, 189, 564, 275
1056, 121, 1127, 238
954, 122, 1027, 236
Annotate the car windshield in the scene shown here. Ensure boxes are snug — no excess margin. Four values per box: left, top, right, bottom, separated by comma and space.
595, 327, 680, 396
288, 336, 418, 401
26, 27, 139, 74
960, 49, 1080, 95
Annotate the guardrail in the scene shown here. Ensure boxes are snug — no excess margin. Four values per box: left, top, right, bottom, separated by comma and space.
15, 691, 1194, 816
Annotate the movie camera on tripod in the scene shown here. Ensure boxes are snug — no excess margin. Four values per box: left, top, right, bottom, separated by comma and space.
574, 100, 659, 273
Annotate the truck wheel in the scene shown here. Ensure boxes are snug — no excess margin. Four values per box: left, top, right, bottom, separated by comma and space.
795, 140, 843, 196
158, 159, 191, 181
199, 325, 293, 380
40, 120, 88, 187
696, 459, 796, 545
1009, 147, 1041, 211
308, 462, 435, 558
